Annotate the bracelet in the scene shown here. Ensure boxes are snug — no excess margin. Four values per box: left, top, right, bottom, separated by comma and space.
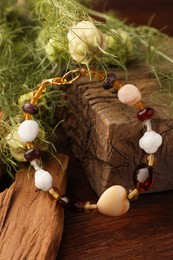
16, 68, 162, 217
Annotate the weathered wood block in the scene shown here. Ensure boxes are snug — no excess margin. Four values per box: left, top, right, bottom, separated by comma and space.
0, 154, 68, 260
62, 62, 173, 196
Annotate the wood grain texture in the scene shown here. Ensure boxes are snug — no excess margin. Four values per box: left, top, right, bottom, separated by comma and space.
0, 154, 68, 260
61, 60, 173, 196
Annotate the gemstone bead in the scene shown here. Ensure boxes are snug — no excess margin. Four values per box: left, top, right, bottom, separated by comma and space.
133, 165, 154, 192
24, 148, 41, 161
118, 84, 142, 105
22, 103, 39, 115
139, 130, 162, 153
18, 120, 39, 142
97, 185, 130, 216
58, 195, 84, 212
137, 107, 155, 121
101, 73, 117, 90
34, 169, 53, 191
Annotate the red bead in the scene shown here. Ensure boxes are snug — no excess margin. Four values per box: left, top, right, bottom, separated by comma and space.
24, 148, 41, 161
133, 165, 154, 192
137, 107, 155, 121
22, 103, 39, 115
101, 73, 117, 90
58, 195, 84, 212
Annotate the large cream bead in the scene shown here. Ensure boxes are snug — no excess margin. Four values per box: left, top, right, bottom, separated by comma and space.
18, 120, 39, 142
139, 130, 162, 153
118, 84, 142, 105
97, 185, 130, 217
34, 169, 53, 191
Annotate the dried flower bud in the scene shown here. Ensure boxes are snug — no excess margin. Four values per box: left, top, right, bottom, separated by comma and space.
45, 38, 60, 61
105, 29, 133, 63
67, 21, 107, 65
45, 38, 68, 62
18, 91, 34, 106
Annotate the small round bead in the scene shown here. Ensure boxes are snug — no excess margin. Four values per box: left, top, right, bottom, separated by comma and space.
97, 185, 130, 217
22, 103, 39, 115
18, 120, 39, 142
24, 148, 41, 161
117, 84, 142, 105
133, 165, 154, 192
139, 130, 162, 153
34, 169, 53, 191
101, 73, 117, 90
137, 107, 155, 121
58, 195, 84, 212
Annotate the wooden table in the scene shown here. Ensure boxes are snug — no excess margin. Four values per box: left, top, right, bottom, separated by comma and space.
57, 130, 173, 260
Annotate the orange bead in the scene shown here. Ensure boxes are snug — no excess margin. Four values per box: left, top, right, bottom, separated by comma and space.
30, 84, 46, 105
24, 113, 32, 120
146, 154, 155, 167
26, 142, 34, 149
135, 101, 145, 110
113, 80, 122, 91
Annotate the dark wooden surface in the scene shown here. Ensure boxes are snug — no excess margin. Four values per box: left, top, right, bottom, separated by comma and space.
94, 0, 173, 36
57, 129, 173, 260
58, 3, 173, 259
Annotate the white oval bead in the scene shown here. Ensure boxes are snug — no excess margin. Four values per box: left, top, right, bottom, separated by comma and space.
18, 120, 39, 142
34, 169, 53, 191
117, 84, 142, 105
139, 130, 162, 153
97, 185, 130, 216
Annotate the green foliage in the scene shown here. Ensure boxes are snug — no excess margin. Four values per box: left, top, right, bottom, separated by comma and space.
0, 0, 68, 174
0, 0, 173, 175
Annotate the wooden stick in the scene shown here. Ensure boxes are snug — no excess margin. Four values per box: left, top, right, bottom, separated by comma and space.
0, 153, 68, 260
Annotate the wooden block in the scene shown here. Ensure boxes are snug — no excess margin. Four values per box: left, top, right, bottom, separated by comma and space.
62, 62, 173, 196
0, 153, 68, 260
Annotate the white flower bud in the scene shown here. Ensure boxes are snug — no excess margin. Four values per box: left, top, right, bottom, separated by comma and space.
105, 29, 133, 63
67, 21, 107, 65
18, 91, 34, 106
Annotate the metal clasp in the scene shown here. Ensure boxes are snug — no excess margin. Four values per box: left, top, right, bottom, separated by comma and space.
43, 68, 81, 86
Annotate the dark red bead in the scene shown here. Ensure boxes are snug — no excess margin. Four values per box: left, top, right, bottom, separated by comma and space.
137, 107, 155, 121
101, 73, 117, 90
58, 195, 84, 212
22, 103, 39, 115
24, 148, 41, 161
133, 165, 154, 192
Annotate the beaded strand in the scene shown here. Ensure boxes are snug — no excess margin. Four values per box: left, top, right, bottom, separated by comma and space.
16, 69, 163, 217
